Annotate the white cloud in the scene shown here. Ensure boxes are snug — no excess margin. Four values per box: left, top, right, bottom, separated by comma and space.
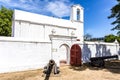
19, 0, 33, 3
19, 0, 28, 3
0, 0, 11, 3
46, 0, 73, 17
0, 0, 73, 17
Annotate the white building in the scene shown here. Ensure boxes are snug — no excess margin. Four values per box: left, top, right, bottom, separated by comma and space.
12, 5, 84, 65
0, 4, 119, 73
0, 4, 84, 73
12, 5, 84, 42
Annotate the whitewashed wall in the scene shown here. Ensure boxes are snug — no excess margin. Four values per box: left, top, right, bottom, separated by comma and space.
80, 41, 120, 63
13, 21, 77, 41
0, 38, 120, 73
13, 9, 84, 42
0, 37, 51, 73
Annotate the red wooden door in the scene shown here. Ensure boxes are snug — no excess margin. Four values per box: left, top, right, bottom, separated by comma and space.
70, 44, 82, 66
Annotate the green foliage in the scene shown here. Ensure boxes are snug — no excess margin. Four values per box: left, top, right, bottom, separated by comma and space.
104, 34, 116, 42
116, 36, 120, 42
104, 34, 120, 43
0, 6, 13, 36
108, 0, 120, 31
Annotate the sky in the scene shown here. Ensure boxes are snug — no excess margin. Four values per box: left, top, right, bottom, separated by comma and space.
0, 0, 118, 37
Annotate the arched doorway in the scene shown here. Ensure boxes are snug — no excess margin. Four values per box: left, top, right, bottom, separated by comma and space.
70, 44, 82, 66
59, 44, 70, 65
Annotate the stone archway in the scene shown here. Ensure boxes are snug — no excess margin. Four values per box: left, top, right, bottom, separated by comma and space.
59, 44, 70, 65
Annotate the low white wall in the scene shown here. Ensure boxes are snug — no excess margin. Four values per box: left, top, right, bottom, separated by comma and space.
0, 37, 120, 73
0, 37, 51, 73
80, 41, 120, 63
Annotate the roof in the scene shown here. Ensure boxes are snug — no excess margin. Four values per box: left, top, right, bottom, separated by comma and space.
71, 4, 84, 9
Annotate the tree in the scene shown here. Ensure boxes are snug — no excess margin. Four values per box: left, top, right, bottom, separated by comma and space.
0, 6, 13, 36
84, 33, 92, 41
104, 34, 116, 42
116, 36, 120, 42
108, 0, 120, 31
117, 31, 120, 36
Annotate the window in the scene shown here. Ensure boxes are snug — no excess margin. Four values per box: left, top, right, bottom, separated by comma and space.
77, 9, 80, 21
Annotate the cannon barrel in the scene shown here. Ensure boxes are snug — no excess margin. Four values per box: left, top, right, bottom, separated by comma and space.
43, 60, 54, 74
90, 55, 118, 61
90, 55, 118, 67
43, 59, 60, 80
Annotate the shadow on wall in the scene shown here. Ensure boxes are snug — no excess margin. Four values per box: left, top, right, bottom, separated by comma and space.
82, 43, 114, 62
82, 44, 91, 62
95, 44, 111, 57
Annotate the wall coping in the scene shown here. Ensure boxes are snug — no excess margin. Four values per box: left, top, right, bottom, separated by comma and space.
83, 41, 119, 46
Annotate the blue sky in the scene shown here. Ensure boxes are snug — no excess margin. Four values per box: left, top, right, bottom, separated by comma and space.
0, 0, 118, 37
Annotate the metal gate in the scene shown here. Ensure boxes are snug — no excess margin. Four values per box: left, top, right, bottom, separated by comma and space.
70, 44, 82, 66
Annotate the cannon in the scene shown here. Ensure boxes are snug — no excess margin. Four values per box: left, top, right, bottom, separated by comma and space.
43, 59, 60, 80
90, 55, 118, 67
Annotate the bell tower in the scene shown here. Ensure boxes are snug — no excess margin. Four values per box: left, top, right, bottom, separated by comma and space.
70, 4, 84, 22
70, 4, 84, 42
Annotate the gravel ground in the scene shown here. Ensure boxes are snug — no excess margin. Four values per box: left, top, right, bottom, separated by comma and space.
0, 60, 120, 80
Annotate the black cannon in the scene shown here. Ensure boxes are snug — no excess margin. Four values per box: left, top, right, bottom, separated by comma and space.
90, 55, 118, 67
43, 59, 60, 80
